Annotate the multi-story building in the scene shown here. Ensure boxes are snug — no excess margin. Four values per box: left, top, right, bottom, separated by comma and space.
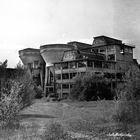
19, 36, 139, 98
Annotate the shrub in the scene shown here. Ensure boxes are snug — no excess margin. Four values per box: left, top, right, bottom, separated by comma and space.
0, 80, 22, 128
17, 70, 36, 108
113, 65, 140, 124
34, 85, 43, 99
0, 70, 35, 128
70, 72, 114, 101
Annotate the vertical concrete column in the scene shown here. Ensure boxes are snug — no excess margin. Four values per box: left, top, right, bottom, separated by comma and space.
40, 70, 43, 88
106, 47, 108, 60
44, 67, 48, 97
53, 64, 55, 94
60, 64, 63, 98
68, 63, 71, 97
48, 67, 50, 85
77, 62, 79, 74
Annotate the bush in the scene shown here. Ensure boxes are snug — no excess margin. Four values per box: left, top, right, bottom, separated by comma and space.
15, 71, 35, 109
34, 85, 43, 99
0, 70, 35, 128
113, 65, 140, 124
70, 72, 114, 101
0, 80, 22, 128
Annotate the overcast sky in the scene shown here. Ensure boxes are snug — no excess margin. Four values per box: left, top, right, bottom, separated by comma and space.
0, 0, 140, 67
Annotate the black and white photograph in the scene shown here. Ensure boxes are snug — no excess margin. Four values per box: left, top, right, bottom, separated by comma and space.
0, 0, 140, 139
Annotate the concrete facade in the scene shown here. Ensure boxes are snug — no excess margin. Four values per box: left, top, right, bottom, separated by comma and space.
19, 36, 139, 99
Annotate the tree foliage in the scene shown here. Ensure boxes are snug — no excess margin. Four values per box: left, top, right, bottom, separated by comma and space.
70, 72, 114, 101
113, 65, 140, 124
0, 67, 35, 127
0, 60, 8, 68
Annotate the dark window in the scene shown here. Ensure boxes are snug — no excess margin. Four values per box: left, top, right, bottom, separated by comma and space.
110, 73, 115, 79
62, 63, 68, 69
102, 62, 112, 69
117, 73, 124, 79
80, 72, 85, 75
69, 62, 77, 69
62, 73, 69, 79
129, 48, 133, 53
95, 72, 101, 75
111, 64, 115, 69
62, 93, 68, 99
34, 61, 39, 68
103, 63, 109, 68
94, 49, 99, 53
78, 61, 86, 68
99, 48, 106, 54
108, 54, 115, 61
94, 61, 102, 68
56, 84, 61, 89
104, 73, 111, 78
73, 72, 77, 77
87, 61, 93, 67
62, 84, 69, 89
70, 73, 73, 79
28, 63, 32, 69
70, 72, 77, 79
70, 84, 73, 88
56, 74, 61, 80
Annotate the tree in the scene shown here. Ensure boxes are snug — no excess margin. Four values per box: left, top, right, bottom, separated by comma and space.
70, 72, 114, 101
0, 60, 8, 68
114, 65, 140, 124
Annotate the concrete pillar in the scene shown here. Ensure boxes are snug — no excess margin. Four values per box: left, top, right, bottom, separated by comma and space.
44, 67, 48, 97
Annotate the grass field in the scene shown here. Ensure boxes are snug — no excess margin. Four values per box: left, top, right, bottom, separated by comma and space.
0, 99, 140, 139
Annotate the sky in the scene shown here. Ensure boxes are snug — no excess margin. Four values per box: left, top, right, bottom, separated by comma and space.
0, 0, 140, 67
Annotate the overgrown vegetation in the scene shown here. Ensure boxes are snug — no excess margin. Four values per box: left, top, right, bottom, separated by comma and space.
113, 65, 140, 124
70, 72, 114, 101
0, 61, 36, 128
0, 59, 140, 139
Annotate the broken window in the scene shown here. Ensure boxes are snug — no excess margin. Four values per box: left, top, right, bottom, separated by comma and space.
34, 61, 39, 69
94, 49, 99, 53
87, 61, 93, 67
62, 84, 69, 89
62, 63, 68, 69
78, 61, 87, 68
99, 48, 106, 54
55, 74, 61, 80
62, 73, 69, 79
103, 62, 108, 69
28, 63, 32, 69
108, 54, 115, 61
94, 61, 102, 68
69, 62, 77, 69
70, 84, 73, 89
70, 72, 77, 79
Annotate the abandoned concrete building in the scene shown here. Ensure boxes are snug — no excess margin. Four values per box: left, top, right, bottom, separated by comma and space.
19, 35, 139, 98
